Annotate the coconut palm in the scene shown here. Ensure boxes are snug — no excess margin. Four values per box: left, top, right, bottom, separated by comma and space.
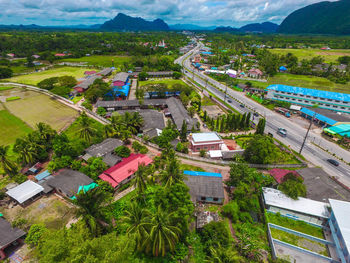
121, 202, 150, 251
78, 112, 96, 143
133, 164, 148, 197
103, 124, 114, 138
0, 145, 18, 176
159, 153, 183, 188
13, 138, 37, 165
142, 205, 181, 257
35, 122, 56, 142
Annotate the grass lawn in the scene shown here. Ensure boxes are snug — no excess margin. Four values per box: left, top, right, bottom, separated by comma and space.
270, 48, 350, 63
0, 86, 14, 91
139, 79, 189, 88
201, 96, 215, 106
270, 227, 328, 256
71, 96, 83, 104
5, 92, 78, 131
0, 110, 33, 145
180, 163, 205, 172
0, 195, 75, 230
267, 212, 324, 239
60, 55, 131, 68
5, 66, 96, 85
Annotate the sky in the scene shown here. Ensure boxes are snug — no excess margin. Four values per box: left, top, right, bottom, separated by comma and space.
0, 0, 336, 27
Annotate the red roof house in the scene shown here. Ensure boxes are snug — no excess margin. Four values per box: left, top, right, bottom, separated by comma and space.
99, 154, 153, 188
55, 53, 66, 57
268, 168, 301, 184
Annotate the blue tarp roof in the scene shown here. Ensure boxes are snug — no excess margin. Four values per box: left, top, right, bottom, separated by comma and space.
184, 170, 222, 178
106, 84, 130, 97
201, 51, 212, 55
300, 108, 337, 126
267, 84, 350, 103
279, 66, 287, 71
35, 170, 51, 181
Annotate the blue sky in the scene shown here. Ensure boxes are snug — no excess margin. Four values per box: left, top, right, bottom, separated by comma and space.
0, 0, 335, 26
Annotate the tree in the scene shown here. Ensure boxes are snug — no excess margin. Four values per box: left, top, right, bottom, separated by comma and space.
96, 107, 107, 117
200, 149, 206, 157
180, 120, 187, 142
13, 137, 38, 165
243, 135, 279, 164
78, 112, 96, 143
0, 145, 18, 176
142, 205, 181, 257
25, 224, 47, 247
278, 173, 306, 199
114, 145, 131, 158
73, 188, 110, 237
188, 106, 196, 118
160, 152, 183, 187
138, 71, 148, 81
133, 164, 148, 197
172, 71, 182, 79
0, 67, 13, 79
255, 118, 266, 135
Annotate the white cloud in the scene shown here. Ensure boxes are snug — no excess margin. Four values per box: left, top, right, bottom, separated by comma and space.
0, 0, 338, 26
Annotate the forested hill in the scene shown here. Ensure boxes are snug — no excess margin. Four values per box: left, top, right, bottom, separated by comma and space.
100, 13, 169, 31
278, 0, 350, 35
240, 22, 279, 33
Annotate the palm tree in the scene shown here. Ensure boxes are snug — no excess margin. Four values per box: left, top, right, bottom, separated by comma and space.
133, 164, 148, 198
73, 188, 109, 237
121, 202, 150, 251
142, 205, 181, 257
0, 145, 18, 176
13, 138, 37, 165
78, 112, 96, 143
35, 122, 56, 142
103, 124, 114, 138
130, 112, 143, 133
160, 153, 183, 187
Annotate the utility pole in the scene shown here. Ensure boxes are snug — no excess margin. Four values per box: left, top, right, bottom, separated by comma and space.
299, 112, 316, 154
224, 86, 228, 102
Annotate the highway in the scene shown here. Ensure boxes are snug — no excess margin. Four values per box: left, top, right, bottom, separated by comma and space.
175, 43, 350, 184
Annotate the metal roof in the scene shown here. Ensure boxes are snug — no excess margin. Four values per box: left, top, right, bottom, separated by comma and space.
262, 187, 330, 219
326, 124, 350, 137
0, 217, 26, 249
300, 108, 338, 126
329, 199, 350, 253
192, 132, 221, 143
267, 84, 350, 102
35, 170, 51, 181
184, 170, 222, 178
6, 180, 44, 204
185, 175, 224, 200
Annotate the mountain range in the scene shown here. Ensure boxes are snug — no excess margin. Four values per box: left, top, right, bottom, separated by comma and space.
278, 0, 350, 35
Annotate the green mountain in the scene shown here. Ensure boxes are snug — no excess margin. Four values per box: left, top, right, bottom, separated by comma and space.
278, 0, 350, 35
100, 13, 169, 31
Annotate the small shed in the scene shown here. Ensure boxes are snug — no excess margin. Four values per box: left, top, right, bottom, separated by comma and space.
6, 180, 44, 205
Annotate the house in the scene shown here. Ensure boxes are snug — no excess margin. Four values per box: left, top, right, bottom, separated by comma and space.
0, 217, 26, 260
99, 154, 153, 188
147, 71, 174, 78
82, 138, 123, 167
116, 110, 165, 131
248, 68, 263, 78
45, 169, 94, 198
6, 53, 15, 58
97, 68, 113, 77
184, 170, 224, 204
193, 55, 201, 63
237, 83, 249, 90
166, 97, 197, 131
112, 72, 129, 87
299, 107, 350, 127
143, 128, 162, 140
54, 53, 66, 57
95, 99, 167, 111
32, 54, 40, 59
222, 150, 244, 160
324, 123, 350, 138
190, 132, 224, 152
6, 180, 44, 206
73, 75, 102, 93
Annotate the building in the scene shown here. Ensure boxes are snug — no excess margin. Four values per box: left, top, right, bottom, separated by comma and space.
45, 169, 94, 198
116, 109, 165, 131
328, 199, 350, 263
166, 97, 197, 130
96, 99, 167, 111
248, 68, 263, 78
190, 132, 223, 152
268, 168, 300, 184
300, 107, 350, 127
262, 187, 330, 226
112, 72, 129, 87
324, 123, 350, 138
73, 75, 102, 93
97, 68, 112, 77
147, 71, 174, 78
82, 138, 123, 167
6, 180, 44, 206
0, 217, 26, 260
99, 154, 153, 188
266, 84, 350, 114
184, 170, 224, 204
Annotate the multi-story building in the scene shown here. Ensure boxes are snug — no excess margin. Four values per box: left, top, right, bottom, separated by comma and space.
190, 132, 224, 152
266, 84, 350, 114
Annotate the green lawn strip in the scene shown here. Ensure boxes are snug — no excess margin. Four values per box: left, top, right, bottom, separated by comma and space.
266, 212, 324, 239
0, 86, 14, 91
71, 96, 82, 104
0, 110, 33, 145
139, 78, 189, 88
234, 134, 253, 149
201, 96, 215, 106
270, 228, 329, 257
6, 96, 21, 101
60, 55, 131, 68
180, 163, 205, 172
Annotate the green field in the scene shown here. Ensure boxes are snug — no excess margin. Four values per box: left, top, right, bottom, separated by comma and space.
270, 48, 350, 63
139, 79, 188, 87
60, 55, 132, 68
0, 86, 14, 91
0, 109, 33, 145
5, 66, 97, 85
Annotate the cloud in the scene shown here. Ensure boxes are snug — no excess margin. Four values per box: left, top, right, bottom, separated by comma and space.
0, 0, 338, 26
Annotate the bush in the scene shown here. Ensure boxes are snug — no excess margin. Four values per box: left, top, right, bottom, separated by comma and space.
278, 173, 306, 200
82, 101, 92, 110
114, 145, 131, 158
12, 218, 28, 230
13, 174, 27, 184
221, 201, 239, 223
0, 190, 6, 200
25, 224, 47, 247
199, 149, 206, 157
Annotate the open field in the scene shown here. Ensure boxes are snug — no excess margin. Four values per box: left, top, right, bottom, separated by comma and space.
0, 110, 33, 145
270, 48, 350, 63
139, 78, 188, 88
60, 55, 131, 68
0, 195, 75, 230
2, 88, 78, 131
5, 66, 96, 85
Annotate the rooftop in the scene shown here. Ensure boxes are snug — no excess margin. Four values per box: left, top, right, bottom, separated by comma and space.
116, 109, 165, 130
113, 72, 129, 83
84, 138, 123, 159
185, 174, 224, 201
184, 170, 222, 178
267, 84, 350, 103
166, 97, 197, 130
329, 199, 350, 253
6, 180, 44, 204
0, 217, 26, 249
262, 187, 330, 219
191, 132, 222, 143
301, 107, 350, 125
268, 169, 300, 184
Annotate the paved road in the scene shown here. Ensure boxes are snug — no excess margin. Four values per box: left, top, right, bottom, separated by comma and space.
175, 43, 350, 186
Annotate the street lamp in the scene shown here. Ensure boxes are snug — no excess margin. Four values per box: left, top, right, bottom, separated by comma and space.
299, 104, 319, 154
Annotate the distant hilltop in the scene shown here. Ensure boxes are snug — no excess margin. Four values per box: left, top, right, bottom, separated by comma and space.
278, 0, 350, 35
100, 13, 169, 31
214, 22, 279, 33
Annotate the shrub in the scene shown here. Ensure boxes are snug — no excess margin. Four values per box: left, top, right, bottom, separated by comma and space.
13, 174, 27, 184
82, 101, 92, 110
114, 145, 131, 158
12, 218, 28, 230
199, 149, 206, 157
221, 201, 239, 223
25, 224, 47, 247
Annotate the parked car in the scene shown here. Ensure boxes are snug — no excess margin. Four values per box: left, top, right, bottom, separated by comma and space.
327, 159, 339, 166
240, 104, 245, 108
277, 128, 287, 137
253, 112, 259, 117
227, 99, 232, 103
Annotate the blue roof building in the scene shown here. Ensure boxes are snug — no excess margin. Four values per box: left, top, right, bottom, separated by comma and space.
266, 84, 350, 114
184, 170, 222, 178
279, 66, 287, 72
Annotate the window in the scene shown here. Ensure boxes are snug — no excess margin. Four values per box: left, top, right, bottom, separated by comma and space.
196, 148, 200, 151
306, 95, 311, 98
213, 198, 219, 201
298, 99, 302, 102
341, 107, 345, 109
211, 146, 214, 149
281, 91, 285, 94
333, 105, 338, 108
327, 99, 332, 102
292, 98, 296, 101
127, 176, 131, 180
201, 197, 206, 201
344, 101, 348, 104
335, 100, 340, 102
320, 98, 325, 100
311, 101, 315, 104
300, 94, 304, 97
204, 146, 208, 150
326, 104, 330, 107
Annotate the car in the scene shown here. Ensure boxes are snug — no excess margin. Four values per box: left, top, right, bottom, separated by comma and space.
327, 159, 339, 166
253, 112, 259, 117
277, 128, 287, 137
227, 99, 232, 103
240, 104, 245, 108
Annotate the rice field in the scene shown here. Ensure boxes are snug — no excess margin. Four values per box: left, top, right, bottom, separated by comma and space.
60, 55, 132, 68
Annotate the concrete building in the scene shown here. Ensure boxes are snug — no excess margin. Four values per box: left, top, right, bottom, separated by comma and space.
112, 72, 129, 87
190, 132, 224, 152
267, 84, 350, 114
